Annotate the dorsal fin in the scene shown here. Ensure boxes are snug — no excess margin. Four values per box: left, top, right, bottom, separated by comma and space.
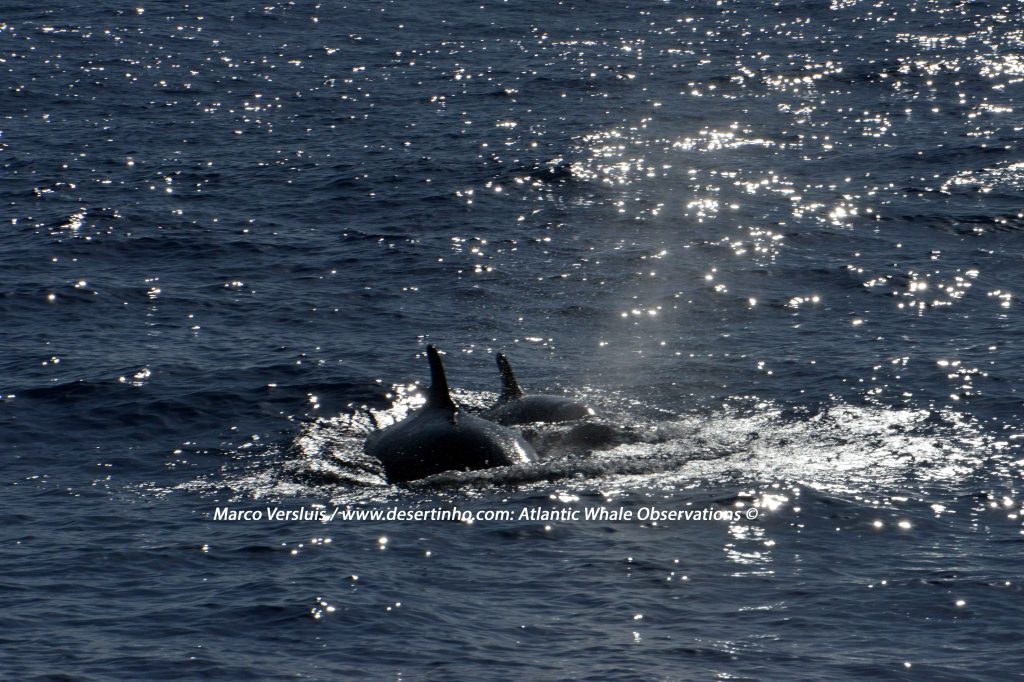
496, 353, 524, 402
426, 345, 457, 414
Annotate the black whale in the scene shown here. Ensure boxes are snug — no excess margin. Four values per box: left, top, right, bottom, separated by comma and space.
481, 353, 594, 426
365, 346, 537, 483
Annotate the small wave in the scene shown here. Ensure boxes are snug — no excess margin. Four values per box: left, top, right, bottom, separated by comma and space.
180, 392, 1012, 505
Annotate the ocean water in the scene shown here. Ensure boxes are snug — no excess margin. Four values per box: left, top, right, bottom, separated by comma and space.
3, 0, 1024, 679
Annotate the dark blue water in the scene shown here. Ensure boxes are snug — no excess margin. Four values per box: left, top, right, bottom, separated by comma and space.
4, 1, 1024, 679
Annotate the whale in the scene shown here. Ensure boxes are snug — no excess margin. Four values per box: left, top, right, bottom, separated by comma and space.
365, 345, 537, 483
481, 353, 594, 426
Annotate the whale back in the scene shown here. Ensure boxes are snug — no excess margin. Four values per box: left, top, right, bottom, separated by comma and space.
485, 394, 593, 425
367, 410, 535, 482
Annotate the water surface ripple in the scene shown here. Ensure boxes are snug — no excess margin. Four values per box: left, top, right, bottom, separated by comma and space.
3, 1, 1024, 679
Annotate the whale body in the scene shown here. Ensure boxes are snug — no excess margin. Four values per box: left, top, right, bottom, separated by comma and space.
365, 346, 537, 483
481, 353, 594, 426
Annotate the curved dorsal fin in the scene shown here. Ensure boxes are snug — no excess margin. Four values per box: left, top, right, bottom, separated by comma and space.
426, 345, 457, 414
496, 353, 524, 402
